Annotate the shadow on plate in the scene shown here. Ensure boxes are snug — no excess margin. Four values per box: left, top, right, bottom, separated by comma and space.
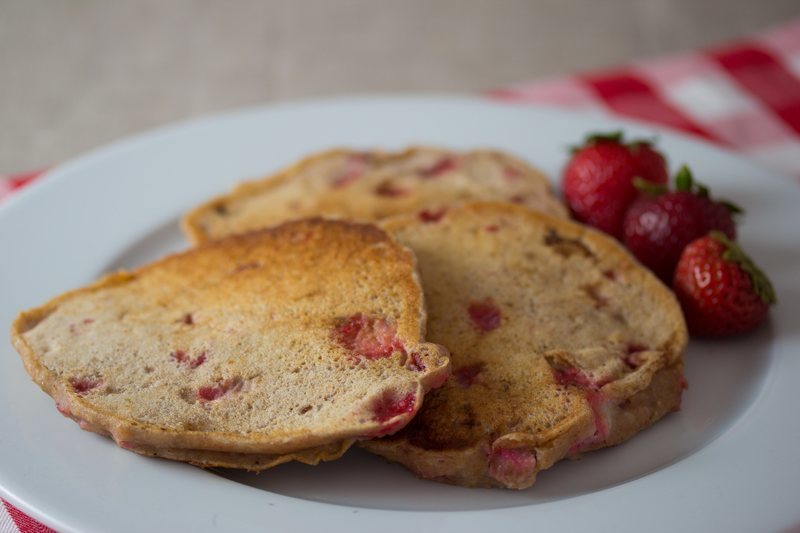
102, 218, 187, 272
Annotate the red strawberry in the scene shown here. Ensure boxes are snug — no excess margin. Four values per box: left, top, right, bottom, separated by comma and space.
673, 232, 776, 337
562, 131, 668, 239
623, 166, 739, 282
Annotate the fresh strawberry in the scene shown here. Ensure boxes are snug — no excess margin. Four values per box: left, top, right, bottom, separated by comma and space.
623, 166, 739, 282
562, 131, 668, 239
673, 232, 776, 337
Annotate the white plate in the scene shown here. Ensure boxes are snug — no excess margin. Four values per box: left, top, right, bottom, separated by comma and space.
1, 96, 798, 533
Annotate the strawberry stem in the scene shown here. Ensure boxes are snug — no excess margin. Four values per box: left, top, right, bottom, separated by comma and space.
675, 165, 694, 192
570, 130, 660, 153
672, 165, 745, 215
710, 231, 777, 305
633, 177, 667, 196
719, 199, 745, 215
585, 131, 624, 144
569, 130, 625, 153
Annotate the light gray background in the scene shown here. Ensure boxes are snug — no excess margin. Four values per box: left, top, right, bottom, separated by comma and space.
1, 0, 798, 173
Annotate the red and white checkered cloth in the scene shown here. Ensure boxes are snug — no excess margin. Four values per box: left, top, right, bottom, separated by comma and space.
2, 18, 799, 533
487, 18, 800, 179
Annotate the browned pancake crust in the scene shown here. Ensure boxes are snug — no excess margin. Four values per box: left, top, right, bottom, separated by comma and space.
182, 147, 567, 244
11, 219, 450, 463
359, 202, 688, 489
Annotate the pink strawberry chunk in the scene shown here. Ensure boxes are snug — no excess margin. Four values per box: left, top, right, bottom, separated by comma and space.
197, 377, 243, 402
406, 352, 426, 372
171, 349, 207, 369
569, 391, 611, 454
55, 399, 71, 417
553, 366, 611, 389
69, 376, 102, 395
331, 154, 369, 188
372, 391, 417, 423
453, 362, 485, 388
334, 314, 406, 361
367, 391, 418, 437
420, 157, 459, 178
587, 391, 610, 440
468, 300, 501, 332
488, 447, 538, 487
553, 366, 595, 388
419, 208, 447, 223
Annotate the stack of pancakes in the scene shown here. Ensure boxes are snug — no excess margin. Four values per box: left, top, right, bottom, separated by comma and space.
12, 147, 687, 490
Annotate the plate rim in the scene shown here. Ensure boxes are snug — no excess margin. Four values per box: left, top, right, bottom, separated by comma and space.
1, 94, 798, 533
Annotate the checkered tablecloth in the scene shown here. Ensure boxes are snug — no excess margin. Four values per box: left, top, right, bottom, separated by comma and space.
2, 17, 799, 533
486, 19, 800, 179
